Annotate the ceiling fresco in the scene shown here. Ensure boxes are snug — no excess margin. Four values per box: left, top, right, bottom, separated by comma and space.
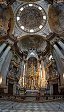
17, 35, 50, 56
16, 3, 47, 33
48, 3, 64, 35
12, 0, 51, 37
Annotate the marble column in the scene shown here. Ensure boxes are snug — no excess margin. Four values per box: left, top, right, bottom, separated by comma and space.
20, 61, 24, 87
53, 49, 64, 85
1, 51, 12, 86
53, 50, 63, 75
41, 60, 46, 88
23, 62, 26, 87
50, 85, 53, 95
58, 41, 64, 51
20, 61, 24, 76
53, 43, 64, 87
0, 43, 6, 54
25, 61, 27, 87
25, 61, 27, 75
13, 82, 17, 95
54, 44, 64, 59
37, 60, 40, 87
0, 46, 11, 72
21, 60, 25, 87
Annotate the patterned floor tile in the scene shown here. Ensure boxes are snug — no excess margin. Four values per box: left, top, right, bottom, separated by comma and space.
0, 100, 64, 112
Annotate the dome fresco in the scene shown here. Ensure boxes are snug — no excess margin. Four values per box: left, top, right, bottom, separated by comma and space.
16, 3, 47, 33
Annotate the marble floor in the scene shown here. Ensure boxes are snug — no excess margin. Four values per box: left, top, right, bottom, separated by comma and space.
0, 100, 64, 112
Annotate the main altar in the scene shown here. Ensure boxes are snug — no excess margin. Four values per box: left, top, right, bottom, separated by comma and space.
19, 57, 47, 90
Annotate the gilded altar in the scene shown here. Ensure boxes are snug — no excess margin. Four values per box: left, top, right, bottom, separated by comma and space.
19, 57, 47, 89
